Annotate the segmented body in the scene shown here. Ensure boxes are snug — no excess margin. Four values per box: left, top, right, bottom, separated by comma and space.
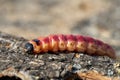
25, 34, 116, 59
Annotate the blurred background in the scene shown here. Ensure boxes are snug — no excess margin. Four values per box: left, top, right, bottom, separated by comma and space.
0, 0, 120, 55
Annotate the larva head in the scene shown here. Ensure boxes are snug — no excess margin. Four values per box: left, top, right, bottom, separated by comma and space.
25, 39, 42, 54
25, 42, 34, 53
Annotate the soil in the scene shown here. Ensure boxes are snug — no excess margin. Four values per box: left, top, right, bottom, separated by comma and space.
0, 32, 119, 80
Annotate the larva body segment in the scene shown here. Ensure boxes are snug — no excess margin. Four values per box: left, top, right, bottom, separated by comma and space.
25, 34, 116, 59
95, 40, 106, 56
85, 37, 96, 55
49, 35, 59, 52
40, 37, 49, 52
75, 35, 87, 52
104, 43, 116, 59
66, 35, 76, 51
58, 34, 67, 51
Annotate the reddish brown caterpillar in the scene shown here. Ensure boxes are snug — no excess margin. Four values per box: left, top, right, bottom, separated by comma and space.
24, 34, 116, 59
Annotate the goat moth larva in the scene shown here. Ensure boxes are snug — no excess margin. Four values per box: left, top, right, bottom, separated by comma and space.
25, 34, 116, 59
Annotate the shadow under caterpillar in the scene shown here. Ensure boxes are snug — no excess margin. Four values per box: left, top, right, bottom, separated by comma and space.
24, 34, 116, 59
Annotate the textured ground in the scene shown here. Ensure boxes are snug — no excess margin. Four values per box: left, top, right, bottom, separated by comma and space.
0, 32, 119, 80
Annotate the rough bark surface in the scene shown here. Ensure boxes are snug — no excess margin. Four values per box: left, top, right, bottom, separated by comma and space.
0, 32, 119, 80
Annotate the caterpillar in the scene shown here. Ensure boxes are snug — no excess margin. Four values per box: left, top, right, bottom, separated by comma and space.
24, 34, 116, 59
